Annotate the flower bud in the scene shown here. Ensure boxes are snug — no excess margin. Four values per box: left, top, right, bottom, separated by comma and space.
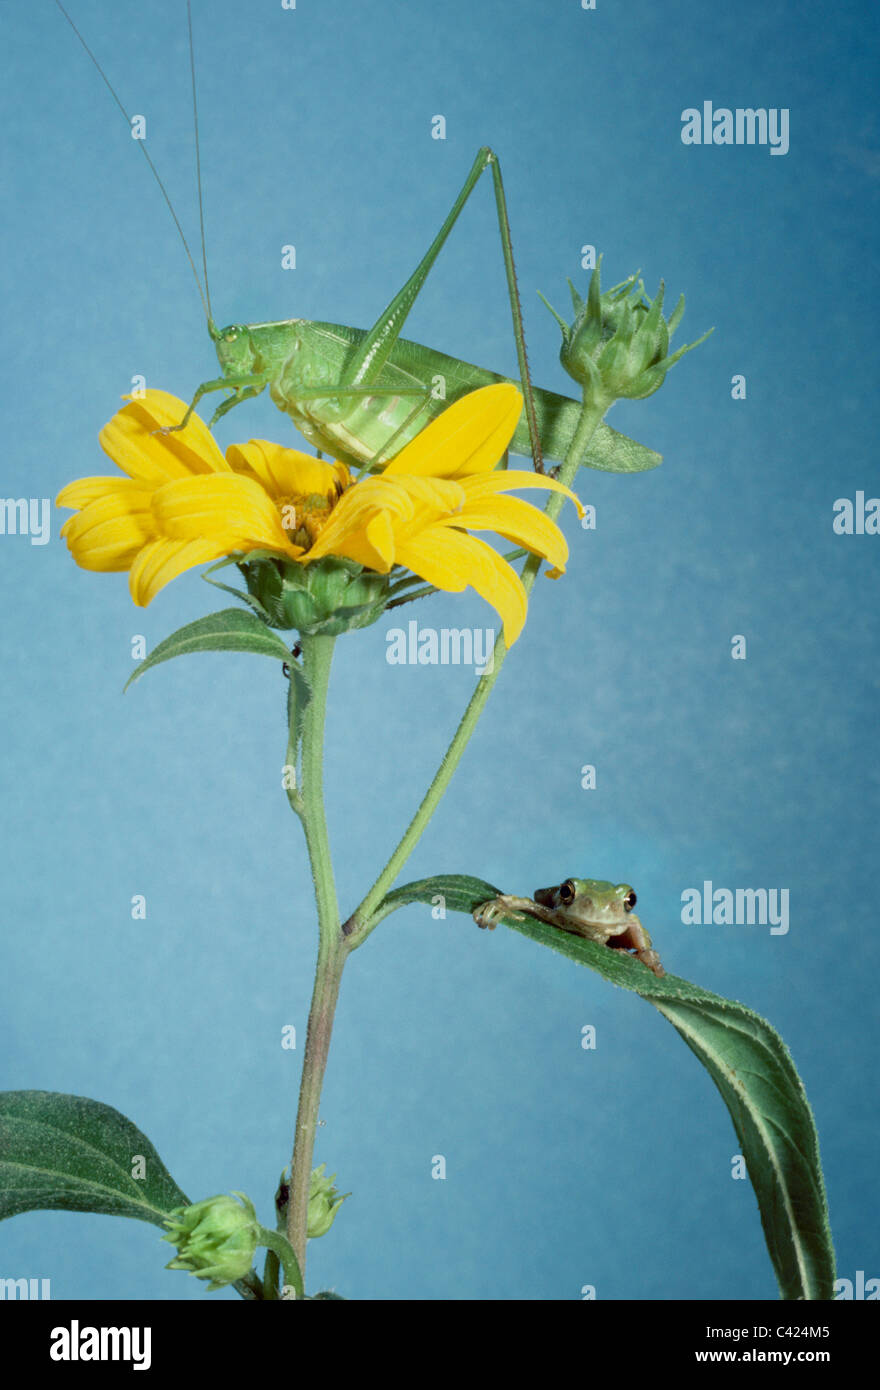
241, 556, 389, 636
162, 1192, 259, 1290
540, 261, 712, 409
306, 1164, 349, 1239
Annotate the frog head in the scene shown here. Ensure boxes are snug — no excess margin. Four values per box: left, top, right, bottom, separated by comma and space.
534, 878, 637, 936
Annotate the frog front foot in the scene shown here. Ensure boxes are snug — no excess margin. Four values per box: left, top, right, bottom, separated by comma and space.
608, 914, 665, 978
609, 943, 666, 978
639, 946, 666, 978
473, 896, 527, 931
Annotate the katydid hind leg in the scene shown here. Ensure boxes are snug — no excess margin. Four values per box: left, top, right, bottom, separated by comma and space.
345, 149, 496, 390
486, 153, 544, 472
343, 148, 543, 473
355, 385, 437, 473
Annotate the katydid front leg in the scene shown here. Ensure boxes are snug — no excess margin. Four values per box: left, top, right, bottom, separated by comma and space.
165, 374, 426, 437
159, 373, 267, 435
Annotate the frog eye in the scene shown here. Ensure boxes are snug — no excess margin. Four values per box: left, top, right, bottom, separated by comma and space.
560, 880, 576, 905
624, 889, 637, 912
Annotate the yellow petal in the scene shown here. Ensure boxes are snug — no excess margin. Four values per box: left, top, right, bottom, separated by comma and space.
446, 493, 569, 572
59, 488, 156, 571
99, 390, 231, 486
151, 474, 302, 559
304, 475, 416, 561
396, 526, 528, 645
382, 385, 522, 479
227, 441, 349, 501
363, 510, 397, 571
391, 474, 466, 515
128, 536, 236, 607
56, 475, 146, 510
461, 469, 584, 518
315, 526, 395, 572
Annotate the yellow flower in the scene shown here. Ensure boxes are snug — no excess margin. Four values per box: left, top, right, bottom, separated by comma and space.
57, 386, 582, 644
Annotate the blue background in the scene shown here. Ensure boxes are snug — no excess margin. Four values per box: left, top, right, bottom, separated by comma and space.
0, 0, 877, 1300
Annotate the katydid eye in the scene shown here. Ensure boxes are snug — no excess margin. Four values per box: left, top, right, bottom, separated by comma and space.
624, 890, 637, 911
560, 880, 576, 905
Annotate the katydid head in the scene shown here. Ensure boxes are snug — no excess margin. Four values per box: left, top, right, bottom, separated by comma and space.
213, 323, 261, 380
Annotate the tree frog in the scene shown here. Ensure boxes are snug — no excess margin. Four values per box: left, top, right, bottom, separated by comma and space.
473, 878, 665, 978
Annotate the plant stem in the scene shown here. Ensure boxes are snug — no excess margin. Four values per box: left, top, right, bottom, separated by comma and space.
344, 399, 605, 948
285, 633, 347, 1286
282, 398, 603, 1282
262, 1247, 281, 1299
285, 933, 346, 1284
258, 1226, 305, 1300
297, 635, 340, 933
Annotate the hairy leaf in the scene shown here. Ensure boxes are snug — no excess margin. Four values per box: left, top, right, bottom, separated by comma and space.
374, 877, 835, 1301
0, 1091, 189, 1226
125, 608, 291, 689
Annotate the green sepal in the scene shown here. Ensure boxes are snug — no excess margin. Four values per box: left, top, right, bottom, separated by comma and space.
667, 292, 686, 339
241, 556, 390, 636
567, 277, 584, 314
536, 291, 571, 340
200, 556, 275, 622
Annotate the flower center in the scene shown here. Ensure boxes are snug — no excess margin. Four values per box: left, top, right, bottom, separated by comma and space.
278, 491, 338, 551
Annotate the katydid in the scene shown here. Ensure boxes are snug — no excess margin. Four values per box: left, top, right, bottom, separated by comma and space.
55, 0, 661, 478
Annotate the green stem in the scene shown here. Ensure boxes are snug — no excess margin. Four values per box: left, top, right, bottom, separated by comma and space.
285, 633, 347, 1286
344, 400, 605, 948
297, 635, 340, 932
262, 1246, 281, 1300
258, 1226, 305, 1300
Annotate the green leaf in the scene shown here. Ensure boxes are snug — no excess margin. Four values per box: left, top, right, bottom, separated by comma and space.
493, 913, 835, 1302
0, 1091, 189, 1226
125, 608, 293, 690
374, 874, 501, 927
376, 880, 836, 1302
652, 998, 833, 1303
584, 421, 661, 473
